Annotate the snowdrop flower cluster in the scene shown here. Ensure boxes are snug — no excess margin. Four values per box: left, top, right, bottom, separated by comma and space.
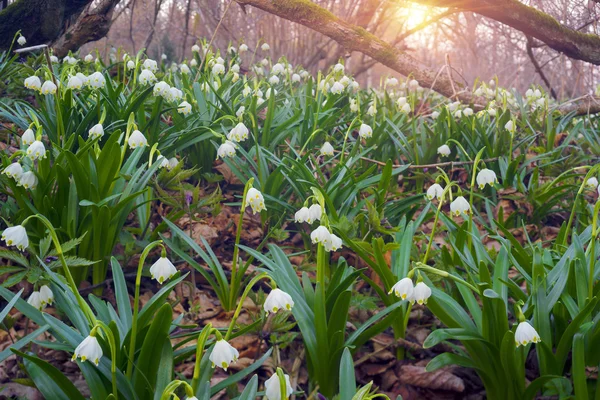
87, 72, 106, 89
67, 75, 84, 90
389, 278, 432, 304
27, 285, 54, 311
209, 339, 239, 371
227, 122, 249, 142
515, 321, 541, 347
2, 225, 29, 251
217, 140, 237, 159
310, 225, 343, 252
264, 288, 294, 315
330, 81, 344, 95
264, 373, 294, 400
476, 168, 498, 189
295, 204, 322, 224
149, 257, 177, 284
437, 144, 451, 157
72, 334, 103, 365
153, 81, 171, 99
142, 59, 158, 72
139, 69, 157, 85
245, 187, 266, 214
450, 196, 471, 216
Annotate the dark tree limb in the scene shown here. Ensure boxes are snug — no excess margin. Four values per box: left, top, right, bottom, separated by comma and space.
525, 35, 557, 100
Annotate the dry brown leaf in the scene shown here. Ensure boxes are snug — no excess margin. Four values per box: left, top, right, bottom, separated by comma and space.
398, 365, 465, 392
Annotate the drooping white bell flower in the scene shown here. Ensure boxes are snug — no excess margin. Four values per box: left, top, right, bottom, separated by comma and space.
310, 225, 331, 246
149, 257, 177, 284
89, 123, 104, 140
245, 188, 266, 214
408, 79, 419, 90
265, 88, 277, 99
261, 43, 270, 52
450, 196, 471, 216
191, 44, 200, 53
2, 162, 23, 180
264, 372, 294, 400
264, 288, 294, 315
400, 103, 411, 114
586, 177, 598, 190
17, 35, 26, 46
236, 106, 245, 118
325, 233, 343, 252
50, 55, 58, 63
431, 111, 440, 119
87, 72, 106, 89
27, 291, 44, 310
505, 120, 515, 133
139, 69, 156, 85
41, 81, 57, 95
515, 321, 541, 347
24, 76, 42, 91
239, 43, 248, 52
178, 101, 192, 115
18, 171, 38, 189
167, 157, 178, 170
153, 81, 171, 98
67, 75, 84, 90
350, 98, 358, 112
21, 128, 35, 145
231, 64, 240, 73
294, 207, 310, 223
269, 75, 280, 85
142, 59, 158, 72
367, 104, 377, 116
212, 63, 225, 76
386, 77, 399, 86
84, 54, 94, 63
72, 334, 103, 366
412, 282, 432, 304
358, 123, 372, 139
271, 63, 284, 75
209, 339, 239, 371
169, 87, 183, 102
388, 278, 414, 300
75, 73, 88, 86
307, 204, 322, 223
39, 285, 54, 306
333, 63, 345, 73
339, 76, 351, 87
320, 141, 334, 156
227, 122, 249, 142
27, 140, 46, 160
217, 140, 237, 159
127, 130, 148, 149
156, 156, 170, 169
1, 225, 29, 251
437, 144, 451, 157
190, 58, 198, 67
291, 73, 301, 83
476, 168, 498, 189
463, 107, 474, 117
330, 81, 344, 95
426, 183, 444, 201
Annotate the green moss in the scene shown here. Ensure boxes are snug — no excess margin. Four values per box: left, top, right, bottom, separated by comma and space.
271, 0, 337, 24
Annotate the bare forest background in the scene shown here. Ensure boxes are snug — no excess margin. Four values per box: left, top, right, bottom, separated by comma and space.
2, 0, 600, 98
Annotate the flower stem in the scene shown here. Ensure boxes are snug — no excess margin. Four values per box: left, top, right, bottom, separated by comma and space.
94, 321, 119, 399
225, 272, 270, 341
190, 324, 213, 392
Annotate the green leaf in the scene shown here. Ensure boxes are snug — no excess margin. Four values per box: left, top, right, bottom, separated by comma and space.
339, 348, 356, 399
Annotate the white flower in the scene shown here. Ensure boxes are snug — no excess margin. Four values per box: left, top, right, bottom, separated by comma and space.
426, 183, 444, 201
339, 76, 350, 87
217, 141, 237, 158
66, 56, 77, 65
76, 73, 88, 85
89, 123, 104, 140
67, 75, 84, 90
169, 87, 183, 102
396, 97, 407, 107
180, 63, 190, 74
400, 103, 411, 114
87, 72, 106, 89
310, 225, 331, 246
505, 120, 515, 133
128, 130, 148, 149
271, 63, 284, 75
265, 373, 294, 400
431, 111, 440, 119
215, 57, 224, 65
212, 63, 225, 75
454, 110, 462, 119
242, 86, 252, 97
367, 104, 377, 116
72, 335, 103, 365
22, 128, 35, 145
325, 233, 343, 252
239, 43, 248, 52
409, 79, 419, 90
463, 107, 473, 117
3, 163, 23, 180
350, 98, 358, 112
269, 75, 280, 85
515, 321, 541, 347
84, 54, 93, 63
412, 282, 432, 304
17, 35, 26, 46
236, 106, 245, 118
300, 70, 309, 79
149, 257, 177, 284
157, 156, 170, 169
24, 76, 42, 91
167, 157, 178, 170
294, 207, 310, 223
320, 141, 334, 156
266, 88, 277, 99
190, 59, 198, 67
291, 73, 300, 83
231, 64, 240, 73
586, 177, 598, 189
386, 77, 399, 86
437, 144, 451, 157
476, 168, 498, 189
192, 44, 200, 53
308, 204, 322, 223
161, 54, 167, 60
39, 285, 54, 306
41, 81, 57, 95
358, 123, 372, 139
153, 81, 171, 98
228, 46, 237, 53
388, 278, 414, 300
261, 43, 270, 51
2, 225, 29, 251
330, 81, 344, 95
178, 101, 192, 115
18, 171, 38, 189
264, 288, 294, 314
210, 339, 239, 371
50, 55, 58, 63
27, 291, 44, 310
487, 108, 497, 117
142, 59, 158, 72
245, 187, 266, 214
27, 140, 46, 160
228, 122, 249, 142
333, 63, 345, 73
450, 196, 471, 216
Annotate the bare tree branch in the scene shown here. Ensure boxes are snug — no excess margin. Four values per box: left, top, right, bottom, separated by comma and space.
525, 35, 557, 99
